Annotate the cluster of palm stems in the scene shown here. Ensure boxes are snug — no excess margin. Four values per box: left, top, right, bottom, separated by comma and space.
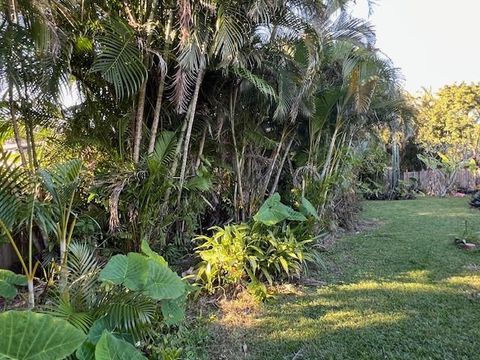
0, 0, 407, 253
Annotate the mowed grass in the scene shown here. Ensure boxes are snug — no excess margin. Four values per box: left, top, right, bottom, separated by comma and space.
242, 197, 480, 359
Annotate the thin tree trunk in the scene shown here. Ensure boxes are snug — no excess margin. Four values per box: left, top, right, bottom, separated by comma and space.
320, 122, 340, 180
27, 278, 34, 309
229, 86, 245, 221
260, 128, 287, 199
147, 10, 173, 154
133, 80, 148, 163
148, 73, 166, 154
176, 67, 206, 205
132, 0, 159, 162
24, 121, 34, 169
270, 133, 295, 195
8, 85, 27, 166
29, 123, 39, 170
195, 126, 207, 170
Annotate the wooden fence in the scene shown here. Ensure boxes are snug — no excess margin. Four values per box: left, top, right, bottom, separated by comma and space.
402, 169, 480, 195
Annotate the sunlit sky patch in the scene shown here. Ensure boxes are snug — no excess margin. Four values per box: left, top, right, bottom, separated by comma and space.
351, 0, 480, 94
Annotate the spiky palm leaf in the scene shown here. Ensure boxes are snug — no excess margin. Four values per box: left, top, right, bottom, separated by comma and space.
212, 4, 247, 65
67, 241, 100, 308
232, 67, 276, 100
91, 19, 146, 100
96, 292, 157, 340
147, 131, 177, 174
48, 296, 95, 333
0, 151, 29, 230
39, 159, 82, 207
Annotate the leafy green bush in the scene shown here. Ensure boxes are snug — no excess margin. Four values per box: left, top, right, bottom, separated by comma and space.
43, 240, 189, 358
195, 194, 321, 294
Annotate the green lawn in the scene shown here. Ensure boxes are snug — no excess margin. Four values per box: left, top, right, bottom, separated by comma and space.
241, 197, 480, 359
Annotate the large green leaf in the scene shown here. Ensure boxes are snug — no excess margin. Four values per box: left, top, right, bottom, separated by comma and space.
0, 281, 16, 299
0, 270, 26, 298
253, 193, 306, 226
144, 260, 185, 300
95, 331, 146, 360
161, 296, 186, 326
299, 196, 320, 220
0, 311, 85, 360
99, 253, 148, 291
76, 318, 133, 360
140, 240, 167, 265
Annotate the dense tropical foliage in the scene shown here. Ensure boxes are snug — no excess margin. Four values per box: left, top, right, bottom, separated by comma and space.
0, 0, 414, 358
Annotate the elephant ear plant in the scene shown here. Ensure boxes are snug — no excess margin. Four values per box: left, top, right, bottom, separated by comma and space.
0, 241, 188, 359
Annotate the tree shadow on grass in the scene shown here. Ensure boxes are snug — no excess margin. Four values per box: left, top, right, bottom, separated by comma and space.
210, 273, 480, 360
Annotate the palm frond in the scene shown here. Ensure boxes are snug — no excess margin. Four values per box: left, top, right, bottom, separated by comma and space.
0, 151, 29, 229
147, 131, 177, 174
91, 19, 146, 100
47, 296, 95, 333
96, 292, 157, 340
212, 5, 247, 65
232, 67, 277, 100
39, 159, 82, 206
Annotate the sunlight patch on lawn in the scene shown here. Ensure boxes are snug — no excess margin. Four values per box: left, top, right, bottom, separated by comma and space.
398, 269, 431, 281
321, 309, 407, 330
324, 279, 451, 295
444, 275, 480, 289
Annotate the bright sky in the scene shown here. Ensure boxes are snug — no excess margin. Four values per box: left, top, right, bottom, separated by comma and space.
352, 0, 480, 95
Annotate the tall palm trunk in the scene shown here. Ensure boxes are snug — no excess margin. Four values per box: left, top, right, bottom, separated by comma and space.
229, 85, 246, 221
8, 84, 27, 167
133, 80, 148, 163
195, 126, 207, 170
260, 128, 287, 199
270, 133, 295, 194
148, 73, 166, 155
132, 0, 159, 163
320, 120, 341, 180
147, 10, 173, 154
176, 67, 206, 206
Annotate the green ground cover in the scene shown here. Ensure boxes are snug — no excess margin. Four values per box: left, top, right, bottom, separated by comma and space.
235, 197, 480, 359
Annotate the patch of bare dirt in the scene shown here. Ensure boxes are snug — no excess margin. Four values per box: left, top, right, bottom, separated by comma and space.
207, 291, 261, 359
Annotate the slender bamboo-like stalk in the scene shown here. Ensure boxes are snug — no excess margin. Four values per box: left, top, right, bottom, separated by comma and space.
148, 72, 166, 155
148, 10, 173, 154
0, 199, 39, 309
132, 80, 148, 163
270, 133, 295, 194
260, 128, 287, 199
176, 66, 206, 205
132, 0, 159, 163
8, 85, 27, 167
195, 126, 207, 170
229, 85, 246, 221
